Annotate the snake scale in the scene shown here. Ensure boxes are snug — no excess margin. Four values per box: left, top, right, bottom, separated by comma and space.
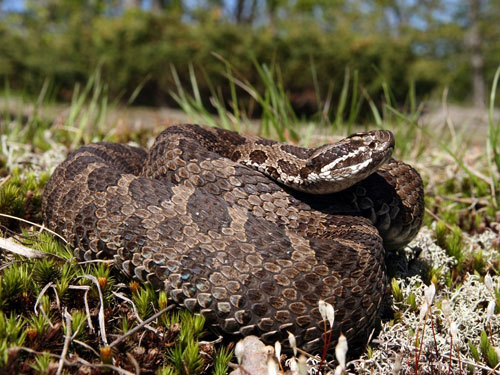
42, 124, 424, 351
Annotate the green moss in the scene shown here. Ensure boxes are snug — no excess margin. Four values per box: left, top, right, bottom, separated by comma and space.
0, 263, 34, 310
29, 352, 52, 374
0, 312, 26, 366
434, 222, 466, 272
472, 251, 486, 275
212, 347, 232, 375
157, 365, 178, 375
391, 278, 403, 303
27, 313, 50, 339
0, 169, 49, 228
33, 258, 60, 287
167, 339, 204, 375
132, 284, 157, 320
468, 341, 480, 361
407, 292, 417, 312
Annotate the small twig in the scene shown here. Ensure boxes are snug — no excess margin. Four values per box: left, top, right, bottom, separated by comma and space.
18, 347, 136, 375
83, 287, 95, 334
68, 285, 91, 292
0, 237, 55, 259
436, 195, 490, 207
34, 282, 55, 329
56, 308, 72, 375
111, 291, 159, 335
415, 313, 428, 375
80, 274, 108, 345
0, 213, 68, 243
429, 314, 440, 358
424, 208, 455, 232
51, 284, 61, 312
126, 352, 140, 375
199, 334, 224, 346
77, 259, 114, 265
109, 304, 174, 348
0, 174, 11, 187
72, 339, 100, 357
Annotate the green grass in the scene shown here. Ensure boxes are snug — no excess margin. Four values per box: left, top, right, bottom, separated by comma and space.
0, 61, 499, 374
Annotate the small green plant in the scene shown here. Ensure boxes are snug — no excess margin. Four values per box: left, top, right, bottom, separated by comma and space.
0, 312, 26, 345
178, 310, 205, 348
212, 346, 232, 375
92, 262, 115, 292
132, 284, 157, 319
469, 341, 480, 361
167, 338, 204, 375
37, 294, 51, 318
162, 310, 206, 374
407, 292, 417, 311
29, 352, 52, 374
64, 68, 113, 148
391, 278, 403, 303
0, 312, 26, 366
157, 364, 177, 375
120, 316, 131, 334
158, 291, 169, 327
480, 330, 499, 368
33, 258, 60, 287
55, 263, 76, 300
24, 231, 73, 259
434, 222, 465, 273
27, 313, 50, 340
0, 262, 33, 310
70, 310, 87, 340
488, 65, 500, 206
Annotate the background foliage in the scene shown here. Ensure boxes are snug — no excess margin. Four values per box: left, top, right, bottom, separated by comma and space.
0, 0, 499, 114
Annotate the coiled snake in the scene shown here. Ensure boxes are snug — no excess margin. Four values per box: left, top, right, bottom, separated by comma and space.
42, 124, 424, 351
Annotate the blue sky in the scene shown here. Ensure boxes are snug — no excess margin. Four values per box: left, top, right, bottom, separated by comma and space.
0, 0, 461, 24
1, 0, 24, 12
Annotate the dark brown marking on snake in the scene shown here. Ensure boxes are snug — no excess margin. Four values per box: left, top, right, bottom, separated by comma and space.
299, 166, 311, 179
230, 150, 241, 162
265, 166, 280, 181
249, 149, 268, 164
277, 159, 299, 176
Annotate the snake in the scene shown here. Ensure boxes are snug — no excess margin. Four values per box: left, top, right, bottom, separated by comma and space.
42, 124, 424, 352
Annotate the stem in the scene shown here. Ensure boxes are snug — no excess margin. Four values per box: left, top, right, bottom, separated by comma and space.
318, 319, 328, 374
488, 321, 495, 347
415, 314, 427, 375
457, 343, 462, 375
430, 314, 440, 357
449, 334, 453, 375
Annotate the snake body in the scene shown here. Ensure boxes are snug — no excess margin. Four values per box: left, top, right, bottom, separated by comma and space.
42, 124, 424, 351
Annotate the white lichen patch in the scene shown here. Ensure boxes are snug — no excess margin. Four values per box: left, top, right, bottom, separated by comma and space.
408, 226, 458, 278
351, 227, 500, 375
1, 131, 68, 178
470, 229, 500, 264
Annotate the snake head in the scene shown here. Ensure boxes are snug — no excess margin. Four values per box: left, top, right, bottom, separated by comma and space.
299, 130, 395, 194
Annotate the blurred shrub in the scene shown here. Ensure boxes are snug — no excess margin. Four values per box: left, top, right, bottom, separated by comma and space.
0, 8, 448, 114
